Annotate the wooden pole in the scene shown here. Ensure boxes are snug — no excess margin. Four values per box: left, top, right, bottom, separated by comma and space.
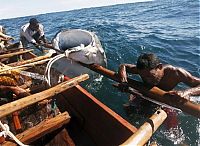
79, 63, 200, 118
0, 48, 23, 54
3, 112, 70, 146
0, 58, 50, 74
0, 50, 33, 59
0, 74, 89, 118
121, 109, 167, 146
8, 55, 51, 67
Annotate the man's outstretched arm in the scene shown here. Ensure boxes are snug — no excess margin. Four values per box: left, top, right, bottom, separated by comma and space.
177, 67, 200, 97
118, 64, 138, 83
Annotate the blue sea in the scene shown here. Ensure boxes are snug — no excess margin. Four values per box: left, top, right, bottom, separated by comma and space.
0, 0, 199, 145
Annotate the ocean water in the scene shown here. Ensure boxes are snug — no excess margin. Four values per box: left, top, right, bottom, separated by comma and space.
0, 0, 199, 145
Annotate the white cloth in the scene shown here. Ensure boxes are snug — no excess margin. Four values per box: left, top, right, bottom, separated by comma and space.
20, 23, 44, 44
0, 25, 3, 32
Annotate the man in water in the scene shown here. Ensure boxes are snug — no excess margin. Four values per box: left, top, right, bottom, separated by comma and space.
118, 53, 200, 99
20, 18, 48, 51
118, 53, 200, 128
118, 53, 200, 143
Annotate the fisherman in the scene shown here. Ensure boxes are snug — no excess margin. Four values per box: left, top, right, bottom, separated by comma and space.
0, 25, 14, 49
118, 53, 200, 100
20, 18, 48, 51
118, 53, 200, 129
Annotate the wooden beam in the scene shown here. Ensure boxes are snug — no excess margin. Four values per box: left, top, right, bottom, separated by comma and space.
46, 129, 75, 146
3, 112, 70, 145
121, 109, 167, 146
79, 63, 200, 118
0, 58, 50, 74
0, 74, 89, 118
8, 55, 50, 67
0, 49, 33, 59
0, 48, 23, 54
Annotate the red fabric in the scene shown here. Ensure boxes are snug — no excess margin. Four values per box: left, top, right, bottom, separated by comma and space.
163, 107, 178, 129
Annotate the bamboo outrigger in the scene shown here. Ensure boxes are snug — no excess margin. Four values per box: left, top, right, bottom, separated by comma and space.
0, 48, 168, 145
79, 63, 200, 118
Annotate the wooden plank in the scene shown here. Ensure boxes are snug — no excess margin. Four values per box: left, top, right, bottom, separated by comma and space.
3, 112, 71, 145
8, 55, 50, 67
0, 58, 50, 74
0, 74, 89, 118
46, 129, 75, 146
121, 109, 167, 146
79, 63, 200, 118
0, 49, 33, 59
0, 48, 23, 54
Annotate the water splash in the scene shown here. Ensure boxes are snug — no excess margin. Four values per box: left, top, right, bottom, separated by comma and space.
161, 126, 186, 145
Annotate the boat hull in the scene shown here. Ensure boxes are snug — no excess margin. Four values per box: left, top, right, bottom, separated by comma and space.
56, 84, 136, 145
0, 49, 137, 146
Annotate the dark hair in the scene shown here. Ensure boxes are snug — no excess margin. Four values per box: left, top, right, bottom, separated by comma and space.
136, 53, 160, 70
29, 18, 39, 25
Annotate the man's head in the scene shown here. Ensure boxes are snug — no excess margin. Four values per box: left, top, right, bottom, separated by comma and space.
29, 18, 39, 31
136, 53, 163, 86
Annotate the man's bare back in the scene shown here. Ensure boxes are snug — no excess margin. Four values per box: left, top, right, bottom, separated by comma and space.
118, 53, 200, 98
154, 65, 200, 91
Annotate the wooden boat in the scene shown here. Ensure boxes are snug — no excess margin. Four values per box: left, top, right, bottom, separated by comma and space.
0, 48, 167, 146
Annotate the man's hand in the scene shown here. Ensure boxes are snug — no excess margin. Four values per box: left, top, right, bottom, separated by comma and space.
168, 90, 190, 100
0, 36, 14, 41
32, 42, 44, 52
7, 36, 14, 41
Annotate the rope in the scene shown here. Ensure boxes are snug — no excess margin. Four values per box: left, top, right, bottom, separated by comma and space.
44, 45, 84, 86
44, 53, 65, 86
45, 30, 98, 87
0, 121, 29, 146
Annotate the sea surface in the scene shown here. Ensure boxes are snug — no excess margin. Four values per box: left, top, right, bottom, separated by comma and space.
0, 0, 199, 145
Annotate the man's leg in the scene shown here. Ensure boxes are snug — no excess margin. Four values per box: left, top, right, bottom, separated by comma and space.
20, 36, 29, 48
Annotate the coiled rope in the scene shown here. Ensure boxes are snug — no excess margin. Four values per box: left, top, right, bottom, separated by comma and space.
0, 121, 29, 146
44, 45, 83, 87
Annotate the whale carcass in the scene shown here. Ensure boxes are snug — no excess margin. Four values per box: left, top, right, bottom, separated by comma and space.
50, 29, 107, 77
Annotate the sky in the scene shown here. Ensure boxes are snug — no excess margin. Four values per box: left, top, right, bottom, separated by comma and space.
0, 0, 152, 20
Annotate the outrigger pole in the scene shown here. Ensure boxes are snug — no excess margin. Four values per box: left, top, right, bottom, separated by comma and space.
39, 46, 200, 118
79, 63, 200, 118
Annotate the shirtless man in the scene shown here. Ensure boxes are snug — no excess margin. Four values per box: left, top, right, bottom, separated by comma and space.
118, 53, 200, 99
118, 53, 200, 129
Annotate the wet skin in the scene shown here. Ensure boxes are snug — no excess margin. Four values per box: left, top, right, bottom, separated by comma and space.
118, 64, 200, 97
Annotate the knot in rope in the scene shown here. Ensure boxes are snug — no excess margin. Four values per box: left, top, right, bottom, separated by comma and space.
0, 122, 9, 138
0, 121, 29, 146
